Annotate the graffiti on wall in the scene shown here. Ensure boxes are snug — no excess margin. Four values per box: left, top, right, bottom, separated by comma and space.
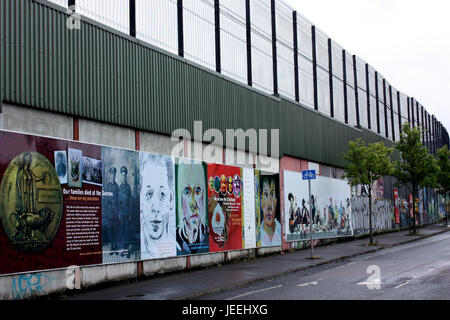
351, 196, 393, 235
10, 273, 56, 300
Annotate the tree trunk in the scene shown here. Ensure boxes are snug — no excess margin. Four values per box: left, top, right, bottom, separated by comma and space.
369, 186, 373, 245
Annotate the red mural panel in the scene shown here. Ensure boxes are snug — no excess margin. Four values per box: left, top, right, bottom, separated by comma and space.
0, 131, 102, 275
207, 164, 243, 252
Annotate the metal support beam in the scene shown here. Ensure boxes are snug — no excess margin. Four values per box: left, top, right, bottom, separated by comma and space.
389, 85, 395, 141
407, 97, 411, 126
177, 0, 184, 57
328, 39, 334, 117
366, 63, 371, 130
271, 0, 278, 96
312, 26, 318, 110
352, 55, 360, 127
129, 0, 136, 37
293, 11, 299, 102
375, 72, 380, 134
342, 50, 348, 123
383, 79, 388, 138
397, 91, 402, 135
214, 0, 221, 73
245, 0, 252, 86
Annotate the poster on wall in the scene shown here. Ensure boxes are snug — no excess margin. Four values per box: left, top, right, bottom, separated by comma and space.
175, 159, 209, 256
284, 170, 352, 241
82, 156, 103, 186
242, 168, 256, 249
394, 189, 400, 224
409, 194, 413, 218
255, 171, 281, 247
0, 131, 103, 275
140, 152, 176, 260
54, 150, 68, 184
68, 148, 83, 188
101, 147, 140, 263
207, 163, 243, 252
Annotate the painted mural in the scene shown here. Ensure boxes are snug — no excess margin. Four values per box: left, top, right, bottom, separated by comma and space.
0, 129, 441, 277
284, 171, 352, 241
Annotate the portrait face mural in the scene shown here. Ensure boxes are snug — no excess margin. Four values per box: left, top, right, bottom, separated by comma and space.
227, 176, 233, 195
261, 176, 277, 229
220, 174, 227, 196
175, 160, 209, 255
257, 174, 281, 247
234, 175, 241, 198
140, 153, 175, 260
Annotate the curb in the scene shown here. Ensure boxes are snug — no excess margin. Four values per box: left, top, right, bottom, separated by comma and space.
171, 228, 450, 300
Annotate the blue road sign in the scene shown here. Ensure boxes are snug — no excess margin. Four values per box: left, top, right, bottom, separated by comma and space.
302, 170, 316, 180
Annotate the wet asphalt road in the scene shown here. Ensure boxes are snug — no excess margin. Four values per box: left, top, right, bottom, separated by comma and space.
197, 232, 450, 300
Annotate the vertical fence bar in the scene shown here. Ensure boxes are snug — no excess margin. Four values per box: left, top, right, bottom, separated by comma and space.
129, 0, 136, 37
245, 0, 252, 86
271, 0, 278, 96
425, 110, 429, 151
432, 115, 436, 155
421, 105, 425, 144
375, 72, 380, 134
214, 0, 221, 73
342, 49, 348, 123
407, 97, 411, 127
428, 114, 432, 153
312, 26, 318, 110
177, 0, 184, 57
383, 79, 388, 138
292, 11, 299, 102
328, 38, 334, 118
352, 55, 360, 127
416, 101, 419, 129
397, 91, 402, 135
366, 63, 371, 130
389, 85, 395, 141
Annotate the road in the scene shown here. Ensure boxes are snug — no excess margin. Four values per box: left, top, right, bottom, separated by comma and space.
197, 232, 450, 300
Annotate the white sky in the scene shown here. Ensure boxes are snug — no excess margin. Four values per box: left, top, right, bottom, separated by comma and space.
284, 0, 450, 134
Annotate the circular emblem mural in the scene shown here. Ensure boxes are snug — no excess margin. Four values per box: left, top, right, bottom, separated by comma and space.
0, 152, 63, 253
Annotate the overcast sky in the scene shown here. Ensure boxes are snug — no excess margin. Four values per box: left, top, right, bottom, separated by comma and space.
284, 0, 450, 133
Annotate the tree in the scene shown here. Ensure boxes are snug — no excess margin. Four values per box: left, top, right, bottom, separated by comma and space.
436, 145, 450, 226
342, 138, 394, 245
393, 123, 439, 233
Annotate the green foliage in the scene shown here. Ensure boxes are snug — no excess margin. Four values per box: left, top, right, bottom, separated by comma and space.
341, 138, 394, 245
342, 138, 394, 191
436, 145, 450, 195
393, 123, 439, 191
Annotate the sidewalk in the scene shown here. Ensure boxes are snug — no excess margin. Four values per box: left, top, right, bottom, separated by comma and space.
66, 224, 450, 300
